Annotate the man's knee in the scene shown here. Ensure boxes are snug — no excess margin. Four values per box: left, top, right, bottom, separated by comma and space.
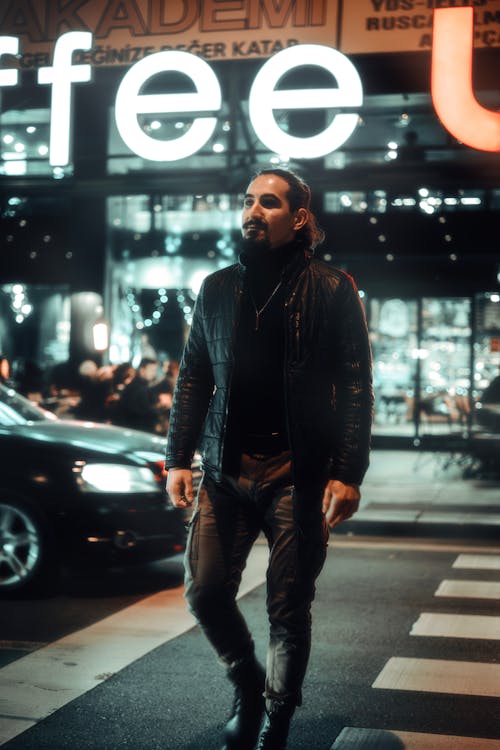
185, 580, 234, 619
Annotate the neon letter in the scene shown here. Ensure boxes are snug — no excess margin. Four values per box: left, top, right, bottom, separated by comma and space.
38, 31, 93, 166
0, 36, 19, 87
432, 7, 500, 152
248, 44, 362, 159
115, 51, 221, 161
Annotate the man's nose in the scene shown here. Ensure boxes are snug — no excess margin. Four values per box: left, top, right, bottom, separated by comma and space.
248, 202, 263, 218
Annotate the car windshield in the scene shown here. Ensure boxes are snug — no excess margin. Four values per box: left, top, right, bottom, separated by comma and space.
0, 385, 55, 425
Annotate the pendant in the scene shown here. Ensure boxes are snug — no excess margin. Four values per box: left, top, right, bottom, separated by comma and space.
254, 312, 260, 332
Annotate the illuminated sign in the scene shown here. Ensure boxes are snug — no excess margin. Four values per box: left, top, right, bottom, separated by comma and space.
115, 50, 222, 162
249, 44, 362, 159
0, 34, 363, 165
1, 6, 500, 168
38, 32, 93, 167
431, 7, 500, 153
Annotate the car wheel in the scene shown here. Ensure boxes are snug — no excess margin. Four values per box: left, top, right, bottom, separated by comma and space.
0, 498, 55, 595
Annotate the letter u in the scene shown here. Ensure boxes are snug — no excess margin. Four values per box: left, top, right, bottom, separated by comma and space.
431, 7, 500, 151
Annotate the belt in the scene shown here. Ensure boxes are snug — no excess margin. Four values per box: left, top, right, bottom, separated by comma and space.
241, 432, 289, 454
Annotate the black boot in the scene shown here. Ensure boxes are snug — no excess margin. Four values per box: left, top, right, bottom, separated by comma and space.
255, 698, 295, 750
221, 654, 266, 750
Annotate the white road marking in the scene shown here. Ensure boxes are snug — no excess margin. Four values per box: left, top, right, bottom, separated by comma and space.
410, 613, 500, 640
435, 580, 500, 600
332, 539, 500, 554
0, 641, 46, 652
331, 727, 500, 749
0, 545, 268, 746
453, 554, 500, 570
372, 657, 500, 697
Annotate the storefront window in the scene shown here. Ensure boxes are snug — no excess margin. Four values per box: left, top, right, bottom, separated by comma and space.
106, 194, 240, 362
0, 108, 68, 178
0, 284, 70, 370
419, 298, 471, 435
369, 298, 418, 436
369, 296, 474, 440
473, 292, 500, 433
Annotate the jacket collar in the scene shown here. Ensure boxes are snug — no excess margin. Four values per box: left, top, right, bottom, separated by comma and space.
237, 238, 310, 284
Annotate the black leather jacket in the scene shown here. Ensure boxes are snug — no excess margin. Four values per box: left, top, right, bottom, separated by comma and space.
165, 248, 373, 487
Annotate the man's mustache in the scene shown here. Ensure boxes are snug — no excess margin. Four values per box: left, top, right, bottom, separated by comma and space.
243, 219, 267, 230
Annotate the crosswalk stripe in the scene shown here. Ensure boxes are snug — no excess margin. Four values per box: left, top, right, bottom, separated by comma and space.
410, 613, 500, 640
372, 657, 500, 697
453, 554, 500, 570
435, 580, 500, 600
0, 545, 268, 747
330, 727, 500, 749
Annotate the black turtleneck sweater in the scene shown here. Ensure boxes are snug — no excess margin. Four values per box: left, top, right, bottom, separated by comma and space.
228, 240, 303, 452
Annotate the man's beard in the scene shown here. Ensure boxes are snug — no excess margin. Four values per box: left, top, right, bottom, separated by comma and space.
241, 234, 272, 258
241, 219, 272, 257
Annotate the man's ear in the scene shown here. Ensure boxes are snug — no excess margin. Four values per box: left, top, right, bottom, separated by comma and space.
293, 207, 308, 230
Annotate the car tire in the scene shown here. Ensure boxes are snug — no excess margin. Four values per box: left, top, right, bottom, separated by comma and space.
0, 495, 57, 596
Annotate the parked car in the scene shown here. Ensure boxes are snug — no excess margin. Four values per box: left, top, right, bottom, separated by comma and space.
0, 384, 196, 595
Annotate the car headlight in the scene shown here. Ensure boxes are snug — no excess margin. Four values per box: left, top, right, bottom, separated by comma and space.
78, 463, 158, 493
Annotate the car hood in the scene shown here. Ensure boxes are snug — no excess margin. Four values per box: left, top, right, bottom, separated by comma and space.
2, 420, 167, 462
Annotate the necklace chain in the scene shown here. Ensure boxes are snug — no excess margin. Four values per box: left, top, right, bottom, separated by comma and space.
249, 280, 283, 332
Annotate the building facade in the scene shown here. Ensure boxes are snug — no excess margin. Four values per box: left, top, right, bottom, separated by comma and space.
1, 0, 499, 445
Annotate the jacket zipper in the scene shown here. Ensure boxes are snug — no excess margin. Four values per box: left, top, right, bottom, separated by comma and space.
283, 293, 296, 484
218, 284, 243, 472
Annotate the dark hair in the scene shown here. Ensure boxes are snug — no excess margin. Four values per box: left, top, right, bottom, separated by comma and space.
254, 168, 325, 249
138, 358, 158, 369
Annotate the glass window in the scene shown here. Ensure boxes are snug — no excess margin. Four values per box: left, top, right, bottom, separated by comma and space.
473, 292, 500, 433
106, 193, 241, 361
419, 298, 471, 435
369, 298, 418, 436
0, 108, 70, 178
0, 284, 70, 368
369, 296, 475, 440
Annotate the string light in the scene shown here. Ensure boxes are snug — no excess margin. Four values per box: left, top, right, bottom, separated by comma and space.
9, 283, 32, 324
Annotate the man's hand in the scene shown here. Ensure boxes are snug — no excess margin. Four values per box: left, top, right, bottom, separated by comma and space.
322, 479, 360, 528
166, 468, 194, 508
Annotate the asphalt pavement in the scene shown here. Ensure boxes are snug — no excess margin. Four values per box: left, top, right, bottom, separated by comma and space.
2, 538, 499, 750
1, 448, 499, 750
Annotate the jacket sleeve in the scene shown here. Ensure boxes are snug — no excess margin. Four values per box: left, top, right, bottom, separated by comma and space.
165, 280, 214, 470
329, 273, 374, 485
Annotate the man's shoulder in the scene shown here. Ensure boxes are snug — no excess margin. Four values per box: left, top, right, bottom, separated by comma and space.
201, 263, 241, 290
308, 257, 354, 287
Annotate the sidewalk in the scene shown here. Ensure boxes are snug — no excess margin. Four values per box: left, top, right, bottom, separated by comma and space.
337, 449, 500, 541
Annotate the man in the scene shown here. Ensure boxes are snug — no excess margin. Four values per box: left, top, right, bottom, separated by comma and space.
165, 169, 373, 750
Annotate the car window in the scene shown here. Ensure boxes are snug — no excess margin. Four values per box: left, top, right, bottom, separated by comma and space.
0, 386, 53, 425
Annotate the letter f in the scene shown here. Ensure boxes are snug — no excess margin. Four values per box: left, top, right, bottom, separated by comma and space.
38, 31, 93, 167
0, 37, 19, 87
431, 7, 500, 152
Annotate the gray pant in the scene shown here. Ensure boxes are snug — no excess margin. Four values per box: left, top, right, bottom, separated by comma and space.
184, 450, 329, 705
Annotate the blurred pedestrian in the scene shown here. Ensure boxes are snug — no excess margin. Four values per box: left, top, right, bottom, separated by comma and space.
113, 357, 161, 432
0, 355, 12, 386
165, 168, 373, 750
73, 360, 112, 422
16, 359, 46, 404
